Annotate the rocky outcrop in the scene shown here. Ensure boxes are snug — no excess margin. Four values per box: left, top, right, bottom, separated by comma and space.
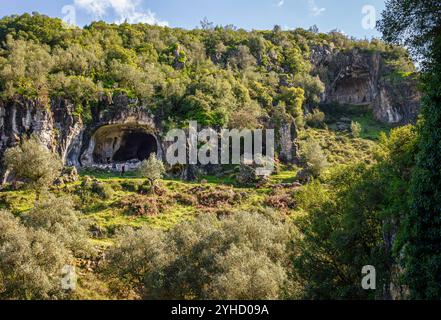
0, 95, 163, 172
0, 97, 83, 166
311, 46, 420, 124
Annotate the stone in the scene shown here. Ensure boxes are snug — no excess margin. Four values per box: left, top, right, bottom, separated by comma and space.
311, 46, 420, 124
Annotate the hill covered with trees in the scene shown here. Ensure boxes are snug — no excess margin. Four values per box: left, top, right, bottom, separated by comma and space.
0, 13, 418, 130
0, 11, 433, 300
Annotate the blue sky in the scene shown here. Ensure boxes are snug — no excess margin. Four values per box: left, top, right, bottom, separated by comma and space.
0, 0, 386, 39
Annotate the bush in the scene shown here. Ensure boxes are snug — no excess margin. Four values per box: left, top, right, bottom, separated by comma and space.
0, 210, 72, 299
189, 185, 242, 208
264, 189, 296, 211
305, 109, 326, 128
3, 136, 62, 193
91, 181, 114, 200
76, 177, 114, 203
300, 138, 328, 177
24, 194, 90, 255
119, 193, 171, 216
351, 121, 362, 138
106, 211, 296, 299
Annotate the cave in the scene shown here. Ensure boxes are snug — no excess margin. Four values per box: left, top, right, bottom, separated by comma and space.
91, 125, 158, 164
112, 132, 157, 162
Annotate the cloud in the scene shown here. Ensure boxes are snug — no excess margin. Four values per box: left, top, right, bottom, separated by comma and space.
308, 0, 325, 17
277, 0, 285, 7
74, 0, 168, 26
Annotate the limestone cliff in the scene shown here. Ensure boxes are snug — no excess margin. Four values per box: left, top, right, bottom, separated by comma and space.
311, 46, 420, 124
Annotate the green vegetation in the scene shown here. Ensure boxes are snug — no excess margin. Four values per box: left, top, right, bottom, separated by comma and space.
2, 9, 439, 300
3, 136, 62, 197
379, 0, 441, 299
350, 121, 362, 138
137, 154, 166, 187
106, 211, 295, 299
0, 13, 414, 131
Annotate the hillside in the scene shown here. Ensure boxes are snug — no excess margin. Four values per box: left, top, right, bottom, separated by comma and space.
0, 13, 421, 300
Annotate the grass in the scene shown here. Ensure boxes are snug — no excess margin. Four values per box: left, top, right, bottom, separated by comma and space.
320, 103, 393, 141
351, 113, 393, 140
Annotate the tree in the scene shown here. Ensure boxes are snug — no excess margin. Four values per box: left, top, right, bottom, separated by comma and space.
137, 154, 165, 186
25, 194, 90, 256
379, 0, 441, 299
0, 210, 71, 299
106, 211, 295, 299
294, 126, 417, 299
4, 136, 62, 195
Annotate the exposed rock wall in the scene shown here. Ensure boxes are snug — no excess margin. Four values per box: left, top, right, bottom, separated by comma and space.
311, 46, 420, 124
0, 97, 83, 165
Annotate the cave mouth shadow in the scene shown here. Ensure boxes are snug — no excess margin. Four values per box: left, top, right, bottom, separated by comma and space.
113, 132, 157, 162
93, 128, 158, 164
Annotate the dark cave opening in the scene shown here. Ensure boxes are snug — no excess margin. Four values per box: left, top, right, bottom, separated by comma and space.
91, 125, 158, 164
112, 132, 157, 162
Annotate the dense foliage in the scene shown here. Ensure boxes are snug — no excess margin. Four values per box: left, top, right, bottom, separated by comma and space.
379, 0, 441, 299
106, 210, 296, 299
293, 126, 417, 299
0, 195, 88, 299
3, 136, 62, 194
0, 12, 431, 301
0, 13, 413, 130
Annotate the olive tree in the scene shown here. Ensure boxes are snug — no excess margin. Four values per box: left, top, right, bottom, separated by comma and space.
300, 137, 328, 177
137, 154, 165, 186
106, 210, 296, 300
3, 136, 62, 195
0, 210, 72, 300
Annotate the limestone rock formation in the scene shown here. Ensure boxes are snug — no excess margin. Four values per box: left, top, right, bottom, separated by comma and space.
311, 46, 420, 124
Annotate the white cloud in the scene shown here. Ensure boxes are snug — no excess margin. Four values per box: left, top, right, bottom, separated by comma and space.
277, 0, 285, 7
74, 0, 168, 26
308, 0, 325, 17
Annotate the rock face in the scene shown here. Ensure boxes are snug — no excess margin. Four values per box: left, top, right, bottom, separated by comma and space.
0, 97, 83, 166
311, 46, 420, 124
0, 95, 163, 175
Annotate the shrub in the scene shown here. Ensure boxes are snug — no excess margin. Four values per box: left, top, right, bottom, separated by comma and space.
91, 181, 114, 200
76, 177, 114, 203
264, 190, 296, 211
119, 194, 170, 216
3, 136, 62, 194
0, 210, 72, 299
300, 138, 328, 177
189, 185, 242, 207
351, 121, 362, 138
106, 211, 296, 299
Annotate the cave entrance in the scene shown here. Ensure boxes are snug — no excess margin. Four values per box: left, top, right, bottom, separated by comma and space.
92, 125, 158, 165
113, 132, 157, 162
